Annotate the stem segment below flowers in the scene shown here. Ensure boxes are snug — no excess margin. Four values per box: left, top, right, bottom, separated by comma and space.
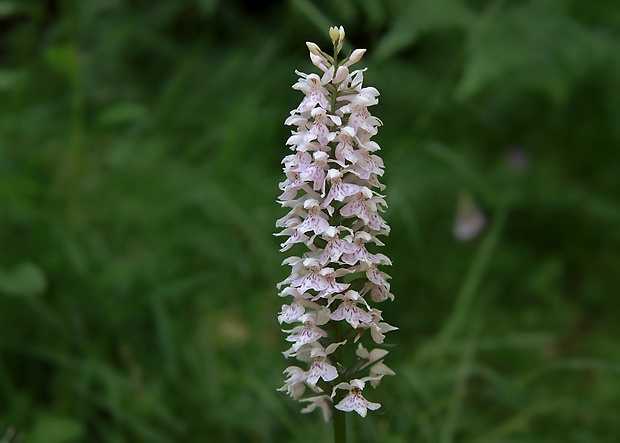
333, 390, 347, 443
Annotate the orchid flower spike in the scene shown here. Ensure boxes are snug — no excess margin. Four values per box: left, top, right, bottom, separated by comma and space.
276, 26, 396, 425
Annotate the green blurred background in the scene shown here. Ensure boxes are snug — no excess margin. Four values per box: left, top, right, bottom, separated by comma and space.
1, 0, 619, 441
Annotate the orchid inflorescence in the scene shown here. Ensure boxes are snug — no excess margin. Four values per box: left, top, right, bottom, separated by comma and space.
276, 26, 396, 421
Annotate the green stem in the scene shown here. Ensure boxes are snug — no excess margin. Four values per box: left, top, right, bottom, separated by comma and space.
330, 45, 340, 113
332, 321, 347, 443
416, 191, 511, 363
437, 196, 509, 346
331, 39, 346, 443
333, 389, 347, 443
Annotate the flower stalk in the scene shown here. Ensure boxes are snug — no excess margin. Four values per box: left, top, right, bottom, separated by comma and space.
276, 26, 396, 441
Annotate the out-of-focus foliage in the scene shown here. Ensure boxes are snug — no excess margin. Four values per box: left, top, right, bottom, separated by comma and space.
1, 0, 619, 441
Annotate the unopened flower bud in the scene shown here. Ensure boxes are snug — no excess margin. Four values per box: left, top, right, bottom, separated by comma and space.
310, 53, 329, 72
329, 26, 341, 45
344, 48, 367, 67
336, 26, 345, 54
306, 41, 322, 57
333, 65, 349, 84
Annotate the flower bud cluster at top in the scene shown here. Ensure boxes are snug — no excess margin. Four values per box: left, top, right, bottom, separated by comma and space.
276, 26, 396, 421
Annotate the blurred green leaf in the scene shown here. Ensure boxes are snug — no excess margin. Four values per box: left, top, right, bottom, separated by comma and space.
0, 1, 19, 18
44, 45, 78, 80
97, 102, 147, 127
0, 262, 46, 297
375, 0, 473, 62
456, 3, 607, 103
28, 415, 84, 443
0, 70, 24, 91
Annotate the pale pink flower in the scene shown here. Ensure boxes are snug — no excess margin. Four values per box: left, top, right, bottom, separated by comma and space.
284, 311, 329, 353
315, 268, 350, 299
308, 107, 340, 146
361, 281, 394, 303
356, 344, 395, 387
288, 258, 331, 293
278, 366, 309, 400
278, 289, 322, 324
364, 263, 392, 288
333, 126, 358, 166
318, 226, 356, 265
305, 344, 342, 386
329, 290, 373, 328
341, 231, 380, 265
274, 217, 310, 252
332, 378, 381, 417
339, 187, 373, 222
295, 199, 330, 235
298, 151, 329, 193
323, 169, 362, 210
300, 395, 332, 422
293, 72, 331, 112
